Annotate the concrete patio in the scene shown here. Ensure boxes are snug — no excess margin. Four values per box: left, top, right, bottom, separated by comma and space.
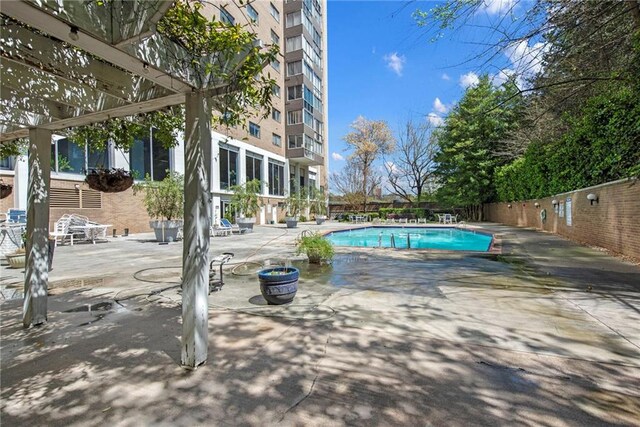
1, 223, 639, 426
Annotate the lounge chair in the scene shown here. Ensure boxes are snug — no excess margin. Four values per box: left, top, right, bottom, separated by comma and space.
50, 214, 74, 246
210, 222, 231, 237
220, 218, 248, 234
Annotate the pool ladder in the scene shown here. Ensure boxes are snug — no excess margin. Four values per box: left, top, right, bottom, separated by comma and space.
380, 232, 410, 249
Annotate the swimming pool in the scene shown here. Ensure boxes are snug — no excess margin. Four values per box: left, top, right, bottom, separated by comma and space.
325, 227, 493, 251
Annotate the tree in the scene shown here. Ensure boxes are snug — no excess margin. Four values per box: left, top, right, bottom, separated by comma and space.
434, 75, 525, 220
384, 119, 438, 204
414, 0, 640, 151
343, 116, 395, 213
330, 158, 382, 212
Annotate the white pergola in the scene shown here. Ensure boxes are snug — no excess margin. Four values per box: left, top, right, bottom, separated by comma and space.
0, 0, 253, 368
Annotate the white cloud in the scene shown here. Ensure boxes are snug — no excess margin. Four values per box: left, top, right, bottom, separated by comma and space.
427, 113, 444, 127
441, 73, 451, 81
383, 52, 406, 76
384, 161, 398, 174
505, 40, 548, 76
491, 68, 514, 86
481, 0, 515, 16
331, 152, 344, 161
433, 97, 448, 114
459, 71, 480, 89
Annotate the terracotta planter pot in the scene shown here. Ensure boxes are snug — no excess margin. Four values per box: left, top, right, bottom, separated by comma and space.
6, 253, 26, 269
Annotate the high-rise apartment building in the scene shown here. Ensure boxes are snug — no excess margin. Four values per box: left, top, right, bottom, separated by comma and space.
202, 0, 329, 224
0, 0, 329, 231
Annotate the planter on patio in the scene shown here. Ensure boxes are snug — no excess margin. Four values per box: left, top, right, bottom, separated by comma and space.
150, 220, 183, 243
236, 217, 255, 231
285, 217, 298, 228
6, 251, 25, 269
258, 267, 299, 305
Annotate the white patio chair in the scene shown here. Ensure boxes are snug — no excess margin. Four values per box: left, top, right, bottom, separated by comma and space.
50, 215, 74, 247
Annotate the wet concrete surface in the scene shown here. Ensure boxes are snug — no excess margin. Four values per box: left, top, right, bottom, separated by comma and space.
1, 222, 639, 426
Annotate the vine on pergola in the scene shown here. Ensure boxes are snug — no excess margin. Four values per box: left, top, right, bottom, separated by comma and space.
0, 0, 279, 157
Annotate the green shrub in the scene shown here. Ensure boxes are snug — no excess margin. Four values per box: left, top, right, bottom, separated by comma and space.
296, 232, 334, 264
299, 215, 307, 222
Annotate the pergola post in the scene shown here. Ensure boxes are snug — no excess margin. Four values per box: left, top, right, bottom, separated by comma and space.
181, 91, 212, 368
23, 128, 52, 328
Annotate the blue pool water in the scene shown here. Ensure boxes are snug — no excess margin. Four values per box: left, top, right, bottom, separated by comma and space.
326, 227, 493, 251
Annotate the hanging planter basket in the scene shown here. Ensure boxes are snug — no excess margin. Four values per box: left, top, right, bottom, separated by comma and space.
0, 183, 12, 199
85, 168, 134, 193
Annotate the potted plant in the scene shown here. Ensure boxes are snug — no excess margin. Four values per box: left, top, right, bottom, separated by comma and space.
284, 188, 308, 228
229, 179, 261, 231
296, 232, 334, 264
133, 172, 184, 242
5, 230, 26, 269
310, 187, 328, 225
257, 266, 299, 304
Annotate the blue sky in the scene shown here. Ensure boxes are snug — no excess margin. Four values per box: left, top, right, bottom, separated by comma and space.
326, 0, 540, 174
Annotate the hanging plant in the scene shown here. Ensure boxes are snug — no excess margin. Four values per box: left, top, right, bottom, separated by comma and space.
85, 168, 134, 193
0, 182, 12, 199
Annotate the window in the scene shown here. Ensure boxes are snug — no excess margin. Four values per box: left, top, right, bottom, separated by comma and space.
130, 129, 170, 181
272, 133, 282, 147
246, 4, 259, 23
272, 84, 281, 98
52, 138, 85, 174
271, 58, 280, 73
219, 145, 238, 190
287, 110, 302, 125
286, 11, 301, 28
286, 60, 302, 76
270, 3, 280, 22
51, 138, 111, 175
246, 151, 263, 182
268, 160, 285, 196
220, 7, 234, 25
249, 122, 261, 138
270, 30, 280, 46
288, 134, 303, 148
271, 108, 281, 122
0, 156, 15, 170
285, 35, 302, 52
287, 85, 302, 100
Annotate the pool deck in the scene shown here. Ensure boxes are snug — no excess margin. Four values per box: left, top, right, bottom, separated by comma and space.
1, 222, 639, 426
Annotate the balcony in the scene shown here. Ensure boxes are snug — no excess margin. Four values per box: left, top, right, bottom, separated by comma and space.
286, 147, 324, 166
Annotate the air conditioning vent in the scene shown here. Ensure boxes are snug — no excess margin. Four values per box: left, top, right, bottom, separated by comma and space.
81, 189, 102, 209
50, 188, 80, 208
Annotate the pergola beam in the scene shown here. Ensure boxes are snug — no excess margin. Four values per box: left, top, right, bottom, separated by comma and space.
1, 0, 193, 93
1, 86, 80, 120
1, 60, 129, 112
0, 92, 187, 142
1, 21, 174, 104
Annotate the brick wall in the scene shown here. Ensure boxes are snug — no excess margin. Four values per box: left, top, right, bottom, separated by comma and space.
484, 178, 640, 260
48, 179, 150, 234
